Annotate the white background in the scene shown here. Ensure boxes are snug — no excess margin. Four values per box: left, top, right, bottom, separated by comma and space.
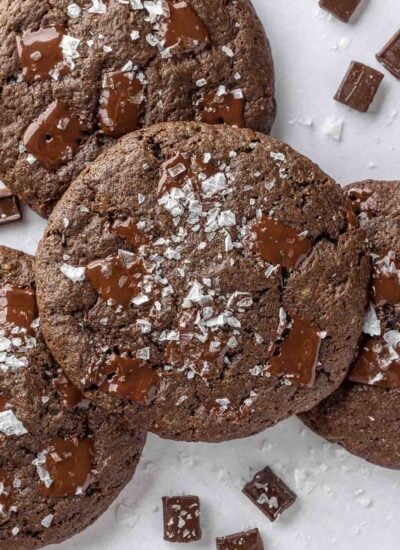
2, 0, 400, 548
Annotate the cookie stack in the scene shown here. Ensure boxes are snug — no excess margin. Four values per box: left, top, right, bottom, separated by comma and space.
0, 1, 398, 549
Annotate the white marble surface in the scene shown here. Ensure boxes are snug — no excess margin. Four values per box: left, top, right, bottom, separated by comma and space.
1, 1, 399, 548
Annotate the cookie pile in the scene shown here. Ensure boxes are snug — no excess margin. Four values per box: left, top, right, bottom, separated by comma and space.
0, 1, 399, 549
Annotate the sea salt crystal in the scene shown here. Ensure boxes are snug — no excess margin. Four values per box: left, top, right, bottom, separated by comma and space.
41, 514, 54, 528
270, 151, 285, 162
362, 303, 381, 336
0, 410, 28, 436
60, 263, 86, 283
67, 3, 81, 17
222, 45, 234, 57
215, 398, 230, 411
60, 35, 81, 65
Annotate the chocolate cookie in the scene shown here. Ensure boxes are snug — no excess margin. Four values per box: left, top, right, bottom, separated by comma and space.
301, 181, 400, 469
36, 122, 369, 442
0, 0, 275, 217
0, 246, 146, 549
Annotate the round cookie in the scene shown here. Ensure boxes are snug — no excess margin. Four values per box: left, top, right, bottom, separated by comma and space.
0, 246, 146, 549
301, 181, 400, 470
36, 122, 370, 443
0, 0, 275, 217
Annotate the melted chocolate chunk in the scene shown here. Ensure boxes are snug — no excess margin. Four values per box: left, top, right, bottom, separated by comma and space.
162, 495, 202, 543
0, 285, 37, 331
245, 215, 312, 269
0, 184, 21, 226
163, 0, 209, 54
158, 152, 218, 196
267, 316, 322, 387
165, 311, 229, 379
319, 0, 362, 22
111, 218, 150, 249
216, 528, 264, 550
39, 438, 94, 497
99, 71, 144, 137
16, 26, 67, 82
334, 61, 384, 113
93, 355, 160, 405
372, 258, 400, 306
201, 89, 245, 127
23, 101, 83, 170
377, 30, 400, 79
86, 251, 151, 307
243, 466, 296, 522
0, 468, 13, 519
348, 337, 400, 389
54, 369, 86, 409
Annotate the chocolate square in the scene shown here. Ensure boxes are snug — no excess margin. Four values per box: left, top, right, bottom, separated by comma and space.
162, 495, 201, 543
334, 61, 384, 112
216, 528, 264, 549
319, 0, 362, 22
377, 30, 400, 79
243, 467, 296, 522
0, 183, 21, 225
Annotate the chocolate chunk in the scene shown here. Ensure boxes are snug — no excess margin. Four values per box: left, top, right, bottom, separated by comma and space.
319, 0, 362, 22
163, 0, 209, 54
16, 26, 67, 82
90, 355, 160, 405
162, 495, 201, 543
99, 70, 144, 137
0, 285, 37, 331
86, 251, 154, 308
39, 438, 94, 497
348, 336, 400, 389
200, 89, 245, 126
0, 184, 21, 225
334, 61, 384, 113
23, 100, 83, 170
372, 256, 400, 306
216, 528, 264, 549
377, 30, 400, 79
53, 368, 86, 409
244, 215, 312, 269
243, 466, 296, 521
267, 315, 323, 387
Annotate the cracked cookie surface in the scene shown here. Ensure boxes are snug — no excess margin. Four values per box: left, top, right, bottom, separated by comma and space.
0, 0, 275, 217
36, 122, 370, 442
0, 246, 146, 550
301, 181, 400, 470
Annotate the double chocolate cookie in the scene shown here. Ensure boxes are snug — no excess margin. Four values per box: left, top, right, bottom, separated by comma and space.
0, 246, 146, 549
36, 122, 369, 442
0, 0, 275, 217
301, 181, 400, 470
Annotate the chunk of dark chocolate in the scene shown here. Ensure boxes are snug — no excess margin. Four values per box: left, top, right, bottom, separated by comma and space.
243, 467, 296, 522
376, 30, 400, 79
334, 61, 384, 112
162, 495, 201, 543
319, 0, 362, 22
0, 183, 21, 225
216, 528, 264, 549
